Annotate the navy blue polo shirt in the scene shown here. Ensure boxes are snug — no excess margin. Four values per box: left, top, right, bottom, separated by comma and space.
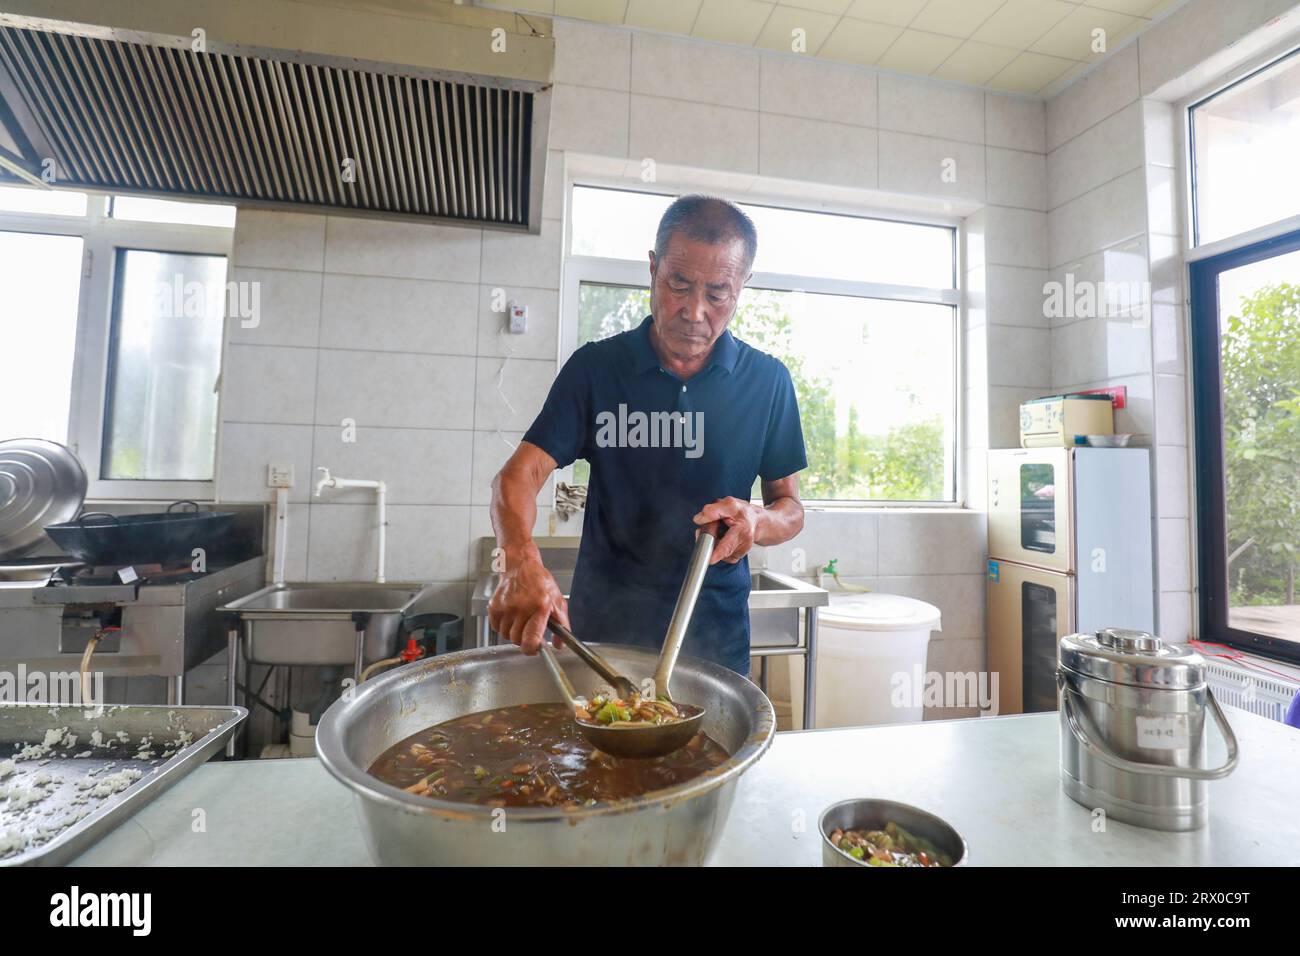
522, 316, 807, 674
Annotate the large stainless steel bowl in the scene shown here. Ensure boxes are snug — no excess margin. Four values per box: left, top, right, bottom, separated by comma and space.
315, 642, 775, 866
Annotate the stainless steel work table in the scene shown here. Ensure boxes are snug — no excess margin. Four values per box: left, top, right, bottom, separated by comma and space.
69, 708, 1299, 866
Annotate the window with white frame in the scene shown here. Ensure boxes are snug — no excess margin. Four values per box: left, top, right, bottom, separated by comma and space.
563, 185, 959, 503
0, 185, 234, 498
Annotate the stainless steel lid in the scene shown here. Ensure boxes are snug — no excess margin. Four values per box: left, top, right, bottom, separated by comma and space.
0, 439, 88, 559
1059, 627, 1206, 690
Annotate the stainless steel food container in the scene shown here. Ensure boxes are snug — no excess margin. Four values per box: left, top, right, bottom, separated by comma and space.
819, 798, 967, 867
315, 642, 775, 866
1057, 628, 1238, 831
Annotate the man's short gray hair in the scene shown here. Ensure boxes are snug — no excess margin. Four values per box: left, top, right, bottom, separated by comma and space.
654, 195, 757, 271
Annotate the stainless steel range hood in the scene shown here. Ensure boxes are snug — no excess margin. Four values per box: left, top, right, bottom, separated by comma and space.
0, 1, 554, 229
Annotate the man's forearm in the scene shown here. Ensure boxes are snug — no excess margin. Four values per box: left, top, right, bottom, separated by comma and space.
490, 467, 542, 565
755, 495, 803, 547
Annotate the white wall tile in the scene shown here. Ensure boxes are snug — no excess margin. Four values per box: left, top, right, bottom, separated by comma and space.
988, 385, 1047, 448
766, 509, 878, 577
473, 356, 557, 432
477, 286, 560, 361
221, 344, 317, 424
311, 426, 473, 505
876, 510, 987, 575
550, 84, 630, 157
1142, 98, 1176, 167
324, 217, 481, 281
985, 93, 1045, 153
314, 351, 476, 429
226, 267, 322, 349
1046, 100, 1144, 210
628, 95, 759, 174
1158, 516, 1191, 592
878, 73, 985, 144
553, 18, 631, 91
987, 324, 1051, 387
1155, 444, 1189, 519
218, 423, 315, 503
1151, 302, 1185, 376
985, 205, 1048, 268
1154, 372, 1188, 446
987, 147, 1047, 211
307, 503, 472, 582
1046, 42, 1139, 152
480, 217, 562, 289
232, 209, 325, 271
1158, 589, 1193, 642
985, 265, 1049, 327
1047, 167, 1146, 268
632, 31, 760, 110
878, 131, 985, 202
319, 274, 478, 355
759, 114, 877, 189
1051, 314, 1152, 386
759, 53, 877, 127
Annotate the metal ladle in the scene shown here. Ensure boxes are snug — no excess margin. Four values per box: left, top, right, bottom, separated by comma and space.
540, 521, 720, 759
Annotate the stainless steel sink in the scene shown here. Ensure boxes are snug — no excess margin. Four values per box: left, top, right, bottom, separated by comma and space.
220, 582, 433, 666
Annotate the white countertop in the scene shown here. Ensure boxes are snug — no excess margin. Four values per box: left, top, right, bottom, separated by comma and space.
70, 708, 1300, 866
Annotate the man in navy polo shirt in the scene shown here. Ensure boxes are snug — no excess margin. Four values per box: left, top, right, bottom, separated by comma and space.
488, 195, 806, 674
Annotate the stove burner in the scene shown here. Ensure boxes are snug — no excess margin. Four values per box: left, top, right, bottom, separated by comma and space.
50, 562, 224, 587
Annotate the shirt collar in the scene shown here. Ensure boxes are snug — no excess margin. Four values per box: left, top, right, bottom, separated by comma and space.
628, 316, 740, 376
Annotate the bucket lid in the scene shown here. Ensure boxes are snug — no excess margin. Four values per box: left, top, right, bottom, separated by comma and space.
819, 592, 942, 632
1059, 628, 1205, 690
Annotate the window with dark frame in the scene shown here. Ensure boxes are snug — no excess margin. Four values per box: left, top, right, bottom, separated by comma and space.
1188, 50, 1300, 664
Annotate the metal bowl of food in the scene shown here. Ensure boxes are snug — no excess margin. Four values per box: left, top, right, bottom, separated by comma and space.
820, 798, 968, 867
315, 642, 775, 866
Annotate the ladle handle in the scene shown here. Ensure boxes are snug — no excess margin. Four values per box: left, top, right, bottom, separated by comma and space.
539, 644, 580, 711
547, 616, 630, 693
654, 521, 721, 700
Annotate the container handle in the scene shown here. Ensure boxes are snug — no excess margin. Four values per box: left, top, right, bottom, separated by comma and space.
1057, 672, 1238, 781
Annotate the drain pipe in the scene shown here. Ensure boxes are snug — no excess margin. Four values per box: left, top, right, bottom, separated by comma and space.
313, 467, 388, 583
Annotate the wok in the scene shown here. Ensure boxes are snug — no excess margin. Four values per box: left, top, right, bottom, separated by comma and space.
315, 642, 775, 866
45, 501, 235, 567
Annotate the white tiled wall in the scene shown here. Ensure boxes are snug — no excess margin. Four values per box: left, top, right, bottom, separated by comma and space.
217, 207, 561, 619
211, 0, 1299, 707
1039, 0, 1300, 642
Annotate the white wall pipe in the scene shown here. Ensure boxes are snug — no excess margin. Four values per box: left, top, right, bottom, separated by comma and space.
313, 467, 388, 583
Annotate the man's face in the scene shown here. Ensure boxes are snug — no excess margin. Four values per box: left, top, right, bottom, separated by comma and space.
648, 234, 750, 362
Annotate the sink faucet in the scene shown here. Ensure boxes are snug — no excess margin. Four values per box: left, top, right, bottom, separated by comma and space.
313, 467, 388, 583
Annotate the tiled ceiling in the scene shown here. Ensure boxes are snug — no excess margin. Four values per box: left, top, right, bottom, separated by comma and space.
477, 0, 1188, 96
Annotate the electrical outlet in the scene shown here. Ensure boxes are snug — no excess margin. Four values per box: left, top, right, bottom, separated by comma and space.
268, 464, 294, 488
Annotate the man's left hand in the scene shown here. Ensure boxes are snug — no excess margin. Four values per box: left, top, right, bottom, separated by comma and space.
693, 497, 764, 565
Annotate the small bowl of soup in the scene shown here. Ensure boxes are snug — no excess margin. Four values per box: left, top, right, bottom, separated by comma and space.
819, 798, 967, 867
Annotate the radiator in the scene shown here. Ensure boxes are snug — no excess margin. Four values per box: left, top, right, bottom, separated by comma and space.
1205, 657, 1300, 724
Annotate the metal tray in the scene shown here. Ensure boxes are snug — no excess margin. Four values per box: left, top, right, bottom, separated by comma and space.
0, 702, 246, 866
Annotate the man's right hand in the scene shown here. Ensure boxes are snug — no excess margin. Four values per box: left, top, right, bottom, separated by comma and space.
487, 547, 569, 655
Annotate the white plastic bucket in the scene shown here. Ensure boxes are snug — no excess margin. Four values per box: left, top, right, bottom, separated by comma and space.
790, 592, 942, 728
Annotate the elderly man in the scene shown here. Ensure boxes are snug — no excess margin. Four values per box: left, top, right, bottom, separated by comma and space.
488, 195, 806, 674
